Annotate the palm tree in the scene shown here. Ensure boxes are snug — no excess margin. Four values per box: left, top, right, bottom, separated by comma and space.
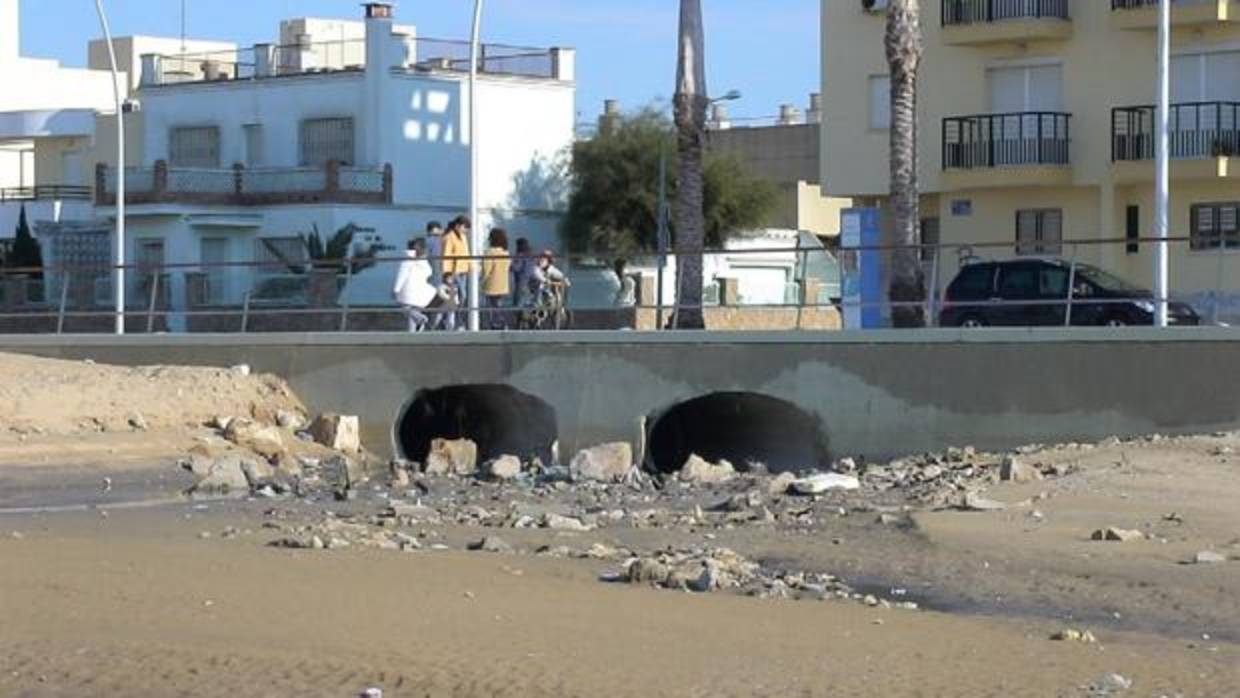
885, 0, 926, 328
672, 0, 708, 329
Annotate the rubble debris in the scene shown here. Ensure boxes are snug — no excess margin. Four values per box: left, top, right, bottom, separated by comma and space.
468, 536, 514, 554
1092, 527, 1143, 543
1051, 628, 1098, 643
307, 414, 361, 453
276, 409, 306, 431
959, 492, 1007, 512
570, 442, 633, 483
679, 454, 736, 485
789, 473, 860, 495
425, 438, 479, 476
182, 452, 253, 496
483, 455, 523, 481
999, 455, 1042, 483
222, 418, 286, 459
768, 471, 796, 495
1192, 550, 1226, 565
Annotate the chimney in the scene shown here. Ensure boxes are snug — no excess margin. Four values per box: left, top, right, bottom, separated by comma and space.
777, 104, 802, 126
599, 99, 620, 132
710, 103, 732, 130
362, 2, 394, 168
807, 93, 823, 124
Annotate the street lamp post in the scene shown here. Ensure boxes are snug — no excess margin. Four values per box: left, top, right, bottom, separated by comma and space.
94, 0, 125, 335
1154, 0, 1170, 327
467, 0, 484, 331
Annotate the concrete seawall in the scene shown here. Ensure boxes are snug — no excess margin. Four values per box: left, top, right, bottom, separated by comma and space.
5, 328, 1240, 464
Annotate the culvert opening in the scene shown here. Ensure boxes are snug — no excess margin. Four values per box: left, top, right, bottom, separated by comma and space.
646, 392, 830, 475
397, 384, 558, 466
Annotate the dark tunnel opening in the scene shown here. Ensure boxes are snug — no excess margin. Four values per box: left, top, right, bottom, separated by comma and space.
397, 384, 559, 466
646, 392, 830, 475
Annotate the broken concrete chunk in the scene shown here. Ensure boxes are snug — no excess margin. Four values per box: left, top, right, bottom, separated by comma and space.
1051, 628, 1097, 643
679, 454, 736, 485
483, 455, 523, 481
1193, 550, 1227, 564
1000, 455, 1042, 483
960, 492, 1007, 512
1091, 526, 1143, 543
307, 414, 361, 453
768, 471, 797, 495
222, 418, 286, 459
424, 438, 478, 476
275, 409, 306, 431
468, 536, 514, 553
570, 442, 633, 483
789, 473, 861, 495
542, 513, 591, 532
182, 454, 252, 495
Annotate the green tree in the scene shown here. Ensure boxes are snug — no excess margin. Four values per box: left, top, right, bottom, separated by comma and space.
8, 205, 44, 274
561, 108, 776, 257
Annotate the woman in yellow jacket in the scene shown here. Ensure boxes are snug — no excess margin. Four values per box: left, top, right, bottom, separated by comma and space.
441, 216, 474, 330
481, 227, 512, 329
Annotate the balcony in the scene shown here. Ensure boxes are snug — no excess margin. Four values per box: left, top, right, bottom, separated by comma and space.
1112, 102, 1240, 182
941, 0, 1073, 45
0, 185, 92, 204
94, 161, 393, 207
1111, 0, 1240, 30
942, 112, 1073, 189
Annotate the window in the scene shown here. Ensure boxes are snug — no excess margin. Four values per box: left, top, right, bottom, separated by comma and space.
1126, 205, 1140, 254
1039, 266, 1069, 299
988, 64, 1063, 113
1015, 208, 1062, 256
868, 76, 891, 130
243, 124, 264, 168
998, 265, 1039, 298
1190, 202, 1240, 250
948, 264, 994, 300
1172, 51, 1240, 103
135, 238, 166, 300
919, 217, 940, 262
169, 126, 221, 168
200, 237, 230, 304
299, 117, 355, 166
255, 236, 305, 274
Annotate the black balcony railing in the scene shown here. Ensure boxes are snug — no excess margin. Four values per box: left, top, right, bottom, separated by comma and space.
943, 0, 1070, 25
1112, 102, 1240, 161
0, 185, 92, 204
943, 112, 1071, 169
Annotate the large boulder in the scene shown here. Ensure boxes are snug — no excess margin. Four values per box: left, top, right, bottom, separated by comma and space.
425, 438, 478, 476
182, 452, 253, 495
483, 454, 523, 481
679, 454, 736, 485
308, 414, 361, 453
222, 418, 286, 459
570, 442, 633, 483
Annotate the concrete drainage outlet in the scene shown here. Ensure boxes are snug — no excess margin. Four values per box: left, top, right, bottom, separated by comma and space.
646, 392, 830, 475
396, 384, 558, 465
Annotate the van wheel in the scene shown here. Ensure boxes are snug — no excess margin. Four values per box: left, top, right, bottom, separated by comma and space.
1103, 316, 1128, 328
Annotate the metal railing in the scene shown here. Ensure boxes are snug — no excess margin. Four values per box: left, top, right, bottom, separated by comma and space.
2, 233, 1240, 334
942, 0, 1070, 25
0, 185, 92, 203
95, 161, 393, 206
1112, 102, 1240, 161
144, 37, 561, 87
1112, 0, 1215, 9
943, 112, 1072, 169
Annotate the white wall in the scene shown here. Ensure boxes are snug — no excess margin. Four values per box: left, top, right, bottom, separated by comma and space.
0, 0, 16, 63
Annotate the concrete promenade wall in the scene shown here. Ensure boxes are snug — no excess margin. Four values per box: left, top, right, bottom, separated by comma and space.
4, 328, 1240, 463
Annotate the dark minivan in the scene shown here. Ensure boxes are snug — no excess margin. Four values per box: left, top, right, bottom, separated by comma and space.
939, 259, 1200, 327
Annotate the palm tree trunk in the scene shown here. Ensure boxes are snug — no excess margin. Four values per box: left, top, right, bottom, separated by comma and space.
885, 0, 926, 328
672, 0, 708, 330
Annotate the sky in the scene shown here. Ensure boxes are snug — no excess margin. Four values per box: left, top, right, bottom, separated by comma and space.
17, 0, 820, 127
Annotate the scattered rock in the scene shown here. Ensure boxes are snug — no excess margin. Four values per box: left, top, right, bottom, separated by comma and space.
959, 492, 1007, 512
275, 409, 306, 431
425, 438, 478, 476
127, 413, 150, 431
483, 455, 523, 481
570, 442, 633, 483
789, 473, 860, 495
1091, 527, 1143, 543
624, 558, 670, 585
182, 453, 252, 495
222, 418, 286, 459
679, 454, 736, 485
834, 456, 858, 473
307, 414, 361, 453
1089, 673, 1132, 694
1192, 550, 1226, 565
543, 513, 591, 532
999, 455, 1042, 483
468, 536, 514, 553
768, 471, 796, 495
229, 364, 251, 377
1051, 628, 1097, 643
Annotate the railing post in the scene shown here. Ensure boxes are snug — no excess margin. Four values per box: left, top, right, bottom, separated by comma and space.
241, 290, 251, 333
927, 244, 941, 327
988, 116, 995, 167
233, 162, 245, 198
339, 263, 353, 332
795, 247, 807, 331
1038, 113, 1044, 163
146, 273, 160, 333
1065, 252, 1078, 327
95, 163, 108, 205
382, 163, 394, 203
325, 159, 341, 198
56, 271, 70, 335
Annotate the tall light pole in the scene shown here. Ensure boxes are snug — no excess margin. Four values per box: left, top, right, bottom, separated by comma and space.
95, 0, 125, 334
1154, 0, 1170, 327
467, 0, 484, 331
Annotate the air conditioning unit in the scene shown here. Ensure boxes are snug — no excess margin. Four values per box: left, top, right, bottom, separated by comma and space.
862, 0, 890, 13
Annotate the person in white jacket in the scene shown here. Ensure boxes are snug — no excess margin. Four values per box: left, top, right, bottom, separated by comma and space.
392, 238, 436, 332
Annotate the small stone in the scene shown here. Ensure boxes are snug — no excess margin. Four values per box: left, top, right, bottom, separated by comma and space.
230, 364, 251, 377
1090, 673, 1132, 693
768, 472, 796, 495
625, 558, 671, 585
876, 513, 902, 526
222, 419, 286, 459
307, 414, 361, 453
1000, 455, 1042, 483
570, 442, 634, 483
468, 536, 514, 554
789, 473, 860, 495
543, 513, 591, 532
1051, 628, 1097, 643
960, 492, 1006, 512
1092, 527, 1143, 543
275, 410, 305, 431
359, 689, 383, 698
127, 413, 150, 431
834, 456, 857, 473
1193, 550, 1226, 564
310, 535, 326, 550
483, 455, 522, 481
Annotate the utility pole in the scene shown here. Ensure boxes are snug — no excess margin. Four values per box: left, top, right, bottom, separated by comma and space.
1153, 0, 1170, 327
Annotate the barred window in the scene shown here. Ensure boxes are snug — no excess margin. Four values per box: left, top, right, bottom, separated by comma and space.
1015, 209, 1063, 256
1190, 202, 1240, 250
299, 117, 355, 167
168, 126, 221, 168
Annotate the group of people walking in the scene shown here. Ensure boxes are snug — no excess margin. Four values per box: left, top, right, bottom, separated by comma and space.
392, 215, 570, 332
